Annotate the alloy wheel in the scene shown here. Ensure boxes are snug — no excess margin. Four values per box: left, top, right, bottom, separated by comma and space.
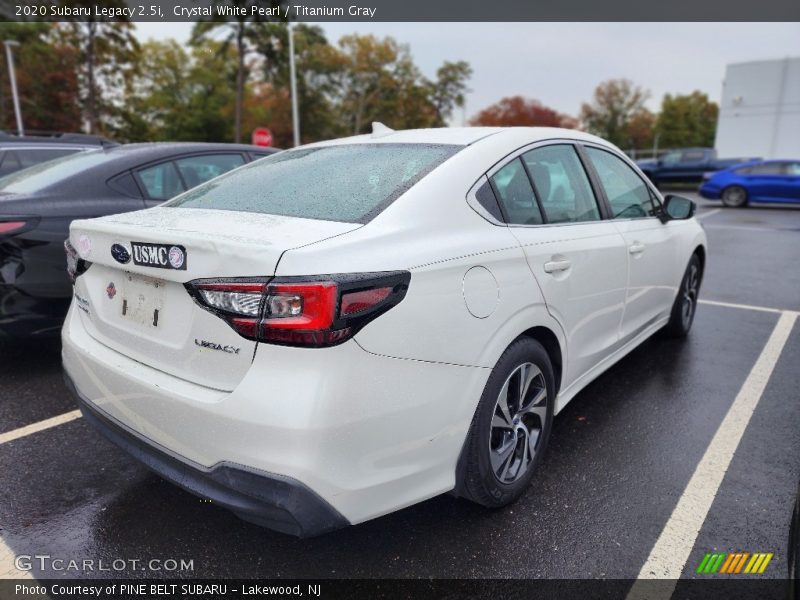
682, 263, 699, 328
489, 362, 548, 483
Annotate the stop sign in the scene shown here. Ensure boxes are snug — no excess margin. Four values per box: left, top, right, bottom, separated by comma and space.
251, 127, 273, 147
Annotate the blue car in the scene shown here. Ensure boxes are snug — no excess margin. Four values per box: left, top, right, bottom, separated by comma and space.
699, 159, 800, 207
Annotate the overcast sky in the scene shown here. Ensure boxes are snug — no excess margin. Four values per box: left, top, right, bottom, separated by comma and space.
135, 22, 800, 123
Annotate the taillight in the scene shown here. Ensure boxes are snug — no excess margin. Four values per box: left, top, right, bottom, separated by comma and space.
64, 239, 92, 283
186, 272, 411, 348
0, 216, 38, 238
0, 221, 26, 235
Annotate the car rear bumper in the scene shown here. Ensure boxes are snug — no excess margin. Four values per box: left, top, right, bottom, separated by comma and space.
61, 303, 489, 531
0, 284, 69, 339
65, 372, 349, 537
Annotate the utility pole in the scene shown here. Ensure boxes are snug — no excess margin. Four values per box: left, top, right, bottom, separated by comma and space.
4, 40, 23, 136
288, 24, 300, 147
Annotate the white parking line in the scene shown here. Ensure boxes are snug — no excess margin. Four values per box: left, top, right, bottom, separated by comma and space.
703, 224, 789, 233
698, 298, 795, 315
627, 310, 797, 598
0, 538, 32, 579
696, 208, 721, 220
0, 410, 82, 446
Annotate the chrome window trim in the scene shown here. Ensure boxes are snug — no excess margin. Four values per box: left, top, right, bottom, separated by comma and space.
466, 136, 668, 228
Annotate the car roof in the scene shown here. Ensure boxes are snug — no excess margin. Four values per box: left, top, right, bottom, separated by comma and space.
733, 158, 797, 168
0, 142, 95, 150
0, 132, 114, 146
0, 142, 279, 198
302, 126, 611, 149
106, 142, 278, 155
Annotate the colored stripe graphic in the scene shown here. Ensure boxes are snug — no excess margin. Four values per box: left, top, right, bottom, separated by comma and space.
696, 553, 712, 574
697, 552, 772, 575
734, 552, 750, 573
719, 554, 735, 574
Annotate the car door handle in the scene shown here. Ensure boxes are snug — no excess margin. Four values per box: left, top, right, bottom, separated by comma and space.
628, 242, 646, 255
543, 259, 572, 273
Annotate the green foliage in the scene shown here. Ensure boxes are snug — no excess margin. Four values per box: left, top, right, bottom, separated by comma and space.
655, 92, 718, 148
190, 1, 288, 142
59, 2, 140, 134
580, 79, 650, 147
0, 25, 471, 144
116, 40, 237, 142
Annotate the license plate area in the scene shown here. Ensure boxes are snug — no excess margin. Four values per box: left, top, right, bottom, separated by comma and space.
121, 273, 165, 327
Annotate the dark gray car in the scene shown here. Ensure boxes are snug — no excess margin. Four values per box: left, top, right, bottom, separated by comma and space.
0, 142, 278, 338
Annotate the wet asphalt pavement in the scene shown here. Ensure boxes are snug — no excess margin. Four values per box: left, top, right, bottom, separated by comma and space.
0, 193, 798, 582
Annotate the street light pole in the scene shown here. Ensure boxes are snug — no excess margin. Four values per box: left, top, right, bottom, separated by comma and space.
4, 40, 24, 136
287, 24, 300, 147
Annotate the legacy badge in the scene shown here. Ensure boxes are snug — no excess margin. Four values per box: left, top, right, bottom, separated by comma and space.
131, 242, 187, 270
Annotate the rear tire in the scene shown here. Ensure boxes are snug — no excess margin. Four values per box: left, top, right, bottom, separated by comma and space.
663, 254, 702, 338
457, 338, 555, 508
721, 185, 748, 208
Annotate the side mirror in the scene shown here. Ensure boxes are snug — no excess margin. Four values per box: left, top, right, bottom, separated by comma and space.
660, 194, 696, 222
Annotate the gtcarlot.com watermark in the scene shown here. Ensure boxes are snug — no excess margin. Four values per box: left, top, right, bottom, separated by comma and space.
14, 554, 194, 573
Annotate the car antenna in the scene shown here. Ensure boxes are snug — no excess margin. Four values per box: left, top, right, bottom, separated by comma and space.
371, 122, 395, 138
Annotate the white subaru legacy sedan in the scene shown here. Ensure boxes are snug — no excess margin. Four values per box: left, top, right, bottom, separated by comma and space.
63, 127, 707, 536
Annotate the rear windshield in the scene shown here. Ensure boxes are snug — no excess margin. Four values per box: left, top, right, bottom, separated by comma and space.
165, 143, 461, 223
0, 149, 113, 194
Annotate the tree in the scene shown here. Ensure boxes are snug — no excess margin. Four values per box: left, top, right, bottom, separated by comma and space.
116, 40, 238, 142
429, 61, 472, 124
627, 108, 656, 150
191, 1, 287, 143
61, 4, 140, 134
655, 91, 718, 148
249, 23, 341, 144
0, 23, 81, 133
314, 34, 471, 135
470, 96, 575, 127
580, 79, 650, 147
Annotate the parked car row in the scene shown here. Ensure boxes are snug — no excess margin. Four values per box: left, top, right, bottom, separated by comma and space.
636, 147, 759, 187
633, 146, 800, 208
0, 137, 278, 339
699, 159, 800, 207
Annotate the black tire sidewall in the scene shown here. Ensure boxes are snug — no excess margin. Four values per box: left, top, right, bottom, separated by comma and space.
464, 338, 555, 506
665, 254, 702, 337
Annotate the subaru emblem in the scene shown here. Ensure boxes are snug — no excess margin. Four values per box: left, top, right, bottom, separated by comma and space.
111, 243, 130, 264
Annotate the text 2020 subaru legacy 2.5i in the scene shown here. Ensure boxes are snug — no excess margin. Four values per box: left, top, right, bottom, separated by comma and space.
62, 126, 706, 537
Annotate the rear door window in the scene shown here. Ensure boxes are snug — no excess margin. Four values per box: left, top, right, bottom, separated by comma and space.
135, 161, 186, 200
174, 154, 245, 188
748, 163, 784, 176
167, 144, 460, 223
522, 145, 601, 224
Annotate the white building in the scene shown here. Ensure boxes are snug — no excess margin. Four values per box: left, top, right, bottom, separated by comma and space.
714, 57, 800, 160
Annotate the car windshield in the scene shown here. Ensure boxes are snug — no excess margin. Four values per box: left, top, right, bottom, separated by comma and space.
165, 143, 462, 223
0, 149, 114, 194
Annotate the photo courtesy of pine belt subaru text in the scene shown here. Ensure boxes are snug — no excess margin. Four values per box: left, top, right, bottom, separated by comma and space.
62, 126, 707, 537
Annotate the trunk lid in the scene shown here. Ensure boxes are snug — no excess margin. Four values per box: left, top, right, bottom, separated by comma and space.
69, 207, 360, 391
